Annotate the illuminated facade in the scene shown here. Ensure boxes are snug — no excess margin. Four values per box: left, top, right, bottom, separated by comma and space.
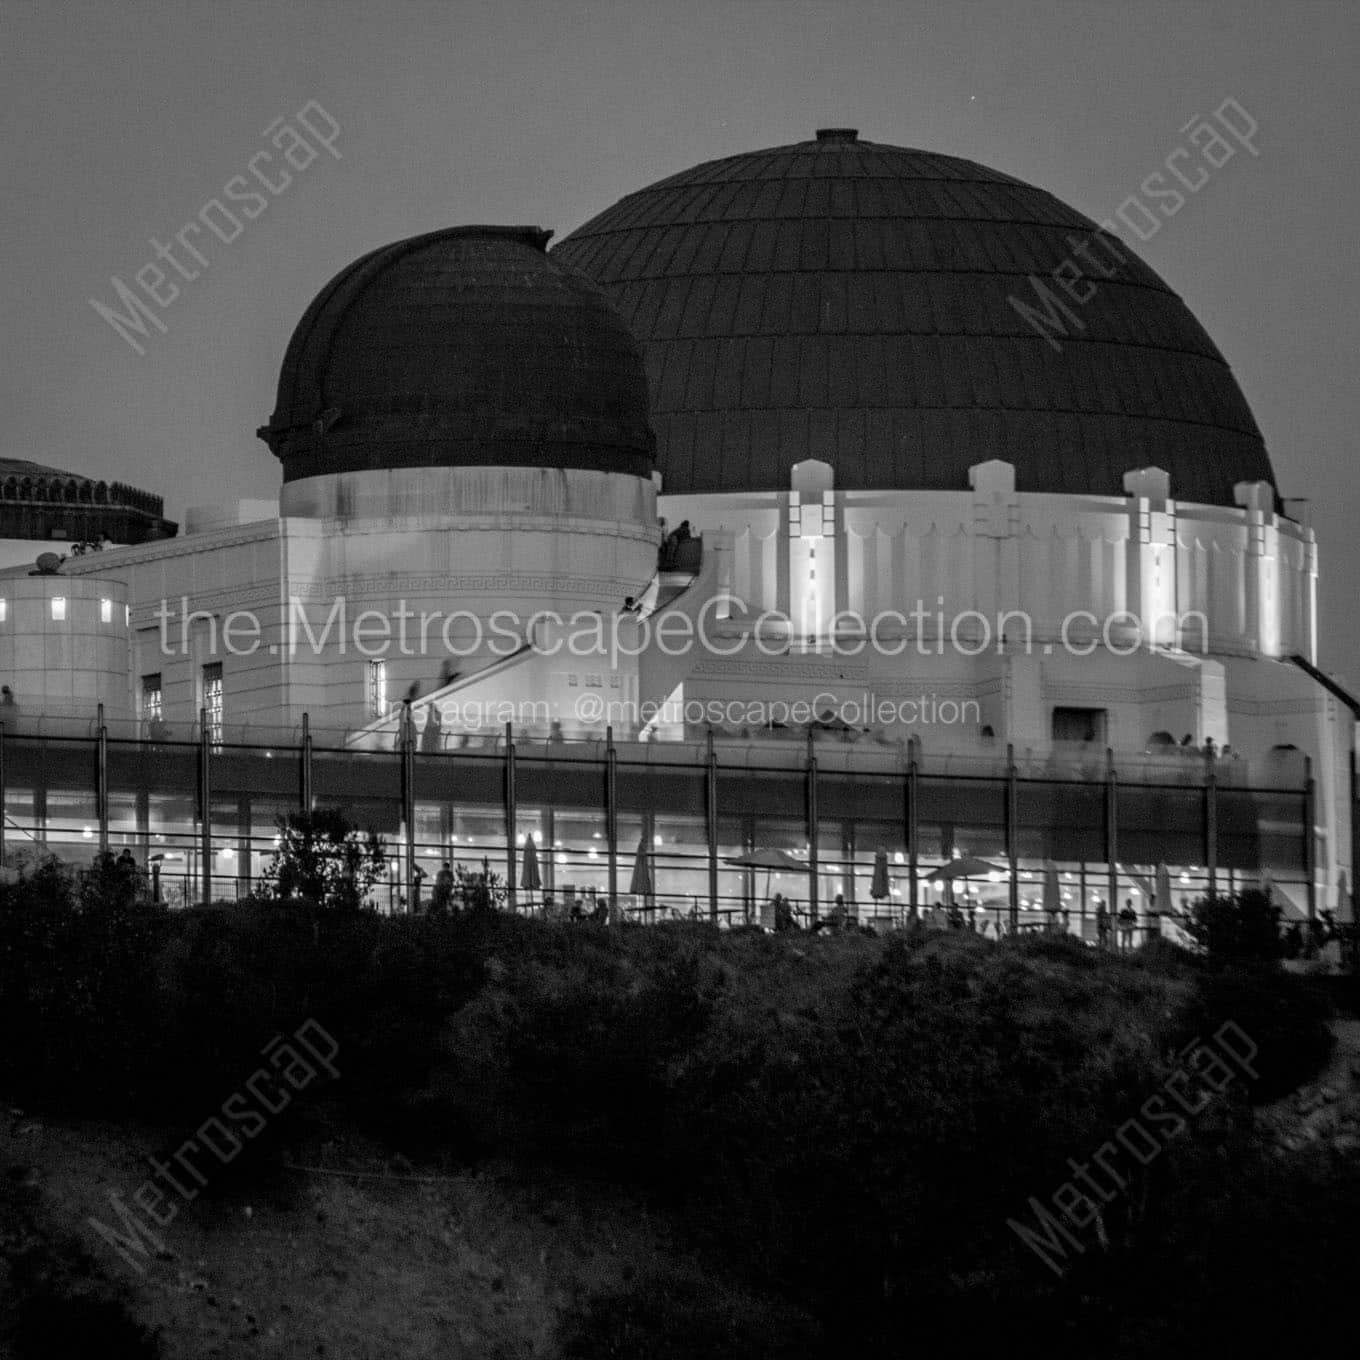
0, 132, 1351, 926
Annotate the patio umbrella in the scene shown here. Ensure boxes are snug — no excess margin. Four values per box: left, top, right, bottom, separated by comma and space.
628, 834, 654, 896
924, 855, 1001, 882
1155, 862, 1172, 915
724, 847, 812, 871
869, 847, 890, 900
925, 855, 1001, 917
724, 846, 812, 901
520, 835, 542, 893
1042, 861, 1062, 915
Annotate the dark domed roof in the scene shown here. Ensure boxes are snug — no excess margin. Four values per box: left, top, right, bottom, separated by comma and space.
261, 226, 654, 482
553, 131, 1273, 504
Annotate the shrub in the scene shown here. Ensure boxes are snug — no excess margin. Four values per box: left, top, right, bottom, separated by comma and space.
1181, 888, 1285, 962
557, 1267, 822, 1360
0, 876, 1345, 1354
255, 808, 386, 910
1182, 962, 1333, 1103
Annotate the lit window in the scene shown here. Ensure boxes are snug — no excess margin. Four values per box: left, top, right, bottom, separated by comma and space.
51, 596, 67, 621
100, 598, 113, 623
142, 673, 163, 721
0, 599, 7, 622
202, 662, 223, 744
125, 604, 130, 626
367, 659, 387, 718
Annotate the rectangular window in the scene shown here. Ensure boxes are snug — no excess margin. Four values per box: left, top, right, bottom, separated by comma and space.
367, 659, 387, 718
100, 598, 113, 623
1051, 706, 1108, 745
0, 599, 7, 622
51, 596, 67, 621
202, 662, 223, 744
142, 673, 163, 721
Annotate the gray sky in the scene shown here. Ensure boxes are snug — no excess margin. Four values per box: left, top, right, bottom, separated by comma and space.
3, 0, 1357, 675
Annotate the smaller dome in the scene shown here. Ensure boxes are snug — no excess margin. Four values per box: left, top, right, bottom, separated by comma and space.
259, 226, 655, 483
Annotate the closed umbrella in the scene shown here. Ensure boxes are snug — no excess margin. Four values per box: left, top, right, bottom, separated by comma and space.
629, 834, 654, 897
520, 835, 542, 893
1155, 862, 1172, 917
869, 847, 890, 900
1043, 861, 1062, 916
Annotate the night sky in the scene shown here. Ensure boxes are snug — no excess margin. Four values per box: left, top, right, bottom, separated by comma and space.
3, 0, 1356, 675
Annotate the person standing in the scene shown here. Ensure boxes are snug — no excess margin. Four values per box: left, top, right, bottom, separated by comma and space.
1118, 898, 1137, 950
1095, 900, 1111, 949
430, 861, 454, 914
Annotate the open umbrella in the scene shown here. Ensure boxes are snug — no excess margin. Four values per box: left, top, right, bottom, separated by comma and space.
520, 835, 542, 893
925, 855, 1001, 918
924, 855, 1000, 882
869, 847, 890, 901
725, 846, 812, 903
725, 847, 812, 871
628, 834, 654, 897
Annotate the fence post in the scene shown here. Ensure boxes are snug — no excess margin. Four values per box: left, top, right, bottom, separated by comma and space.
1205, 744, 1218, 897
96, 703, 109, 855
300, 711, 313, 813
1105, 747, 1119, 934
807, 729, 819, 925
198, 706, 211, 904
1304, 754, 1317, 931
1006, 743, 1019, 934
906, 735, 919, 922
0, 721, 7, 863
606, 725, 618, 913
401, 701, 415, 913
505, 721, 517, 912
706, 728, 719, 923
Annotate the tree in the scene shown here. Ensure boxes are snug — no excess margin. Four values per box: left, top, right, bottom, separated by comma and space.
257, 809, 386, 910
454, 860, 508, 914
1180, 888, 1284, 963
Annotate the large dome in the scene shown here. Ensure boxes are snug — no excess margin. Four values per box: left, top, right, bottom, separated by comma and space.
553, 130, 1273, 504
260, 225, 654, 483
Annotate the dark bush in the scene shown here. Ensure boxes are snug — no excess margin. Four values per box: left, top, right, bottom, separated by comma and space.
0, 877, 1347, 1355
1181, 888, 1285, 962
557, 1267, 823, 1360
8, 1287, 159, 1360
1182, 961, 1333, 1103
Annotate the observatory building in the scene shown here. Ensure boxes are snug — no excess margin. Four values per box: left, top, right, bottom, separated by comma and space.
1, 131, 1350, 928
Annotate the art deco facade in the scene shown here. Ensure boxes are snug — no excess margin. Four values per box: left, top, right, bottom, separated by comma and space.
1, 131, 1349, 924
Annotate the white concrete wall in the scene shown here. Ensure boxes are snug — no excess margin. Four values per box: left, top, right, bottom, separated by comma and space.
0, 571, 131, 718
62, 465, 659, 736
